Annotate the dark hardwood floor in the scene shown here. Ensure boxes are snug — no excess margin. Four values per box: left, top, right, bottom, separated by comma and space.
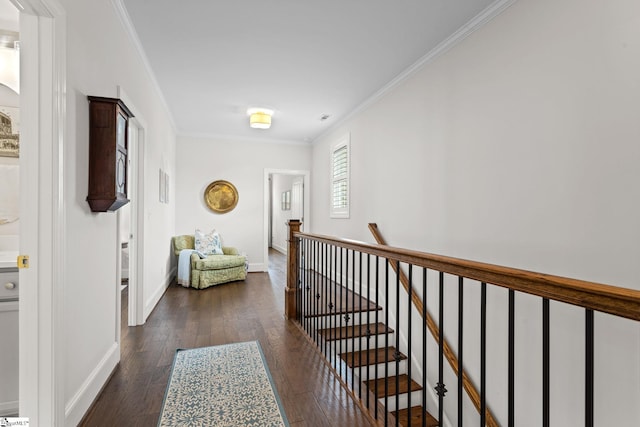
80, 249, 374, 426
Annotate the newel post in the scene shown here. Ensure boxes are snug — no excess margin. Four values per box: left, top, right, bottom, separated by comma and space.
285, 219, 301, 319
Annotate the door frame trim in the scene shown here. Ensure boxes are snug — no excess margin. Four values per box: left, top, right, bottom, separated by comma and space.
16, 0, 67, 425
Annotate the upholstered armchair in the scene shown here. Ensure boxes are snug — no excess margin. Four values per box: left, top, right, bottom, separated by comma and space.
172, 234, 247, 289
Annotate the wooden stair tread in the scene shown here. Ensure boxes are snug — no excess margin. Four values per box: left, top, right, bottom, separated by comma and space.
319, 322, 392, 341
392, 406, 439, 427
365, 374, 422, 398
340, 346, 406, 368
302, 270, 381, 316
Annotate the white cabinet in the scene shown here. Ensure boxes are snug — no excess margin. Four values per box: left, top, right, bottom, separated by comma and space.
0, 268, 18, 416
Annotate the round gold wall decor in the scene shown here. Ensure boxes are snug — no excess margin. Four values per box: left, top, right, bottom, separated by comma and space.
204, 180, 239, 213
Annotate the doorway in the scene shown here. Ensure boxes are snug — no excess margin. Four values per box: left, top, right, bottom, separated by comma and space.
117, 87, 145, 327
263, 169, 310, 270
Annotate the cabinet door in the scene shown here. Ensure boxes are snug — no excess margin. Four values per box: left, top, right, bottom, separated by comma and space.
0, 301, 19, 415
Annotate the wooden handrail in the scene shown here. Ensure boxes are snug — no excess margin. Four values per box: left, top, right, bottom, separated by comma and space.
292, 230, 640, 321
368, 223, 499, 427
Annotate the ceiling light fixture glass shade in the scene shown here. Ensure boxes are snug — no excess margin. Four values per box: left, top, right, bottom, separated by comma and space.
247, 107, 274, 129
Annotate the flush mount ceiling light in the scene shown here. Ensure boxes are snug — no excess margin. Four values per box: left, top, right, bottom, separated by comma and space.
247, 107, 274, 129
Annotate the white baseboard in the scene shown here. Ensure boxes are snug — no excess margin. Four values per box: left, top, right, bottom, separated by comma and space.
144, 267, 176, 320
0, 400, 18, 416
65, 342, 119, 426
248, 263, 266, 272
271, 244, 287, 255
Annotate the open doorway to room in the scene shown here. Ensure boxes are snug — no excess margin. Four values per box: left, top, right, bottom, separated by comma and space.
263, 169, 310, 274
269, 173, 304, 253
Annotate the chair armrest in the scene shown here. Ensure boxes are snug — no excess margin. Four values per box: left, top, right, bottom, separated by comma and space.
190, 252, 200, 268
222, 246, 239, 255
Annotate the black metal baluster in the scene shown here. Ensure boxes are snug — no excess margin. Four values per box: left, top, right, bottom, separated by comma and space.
297, 239, 302, 323
480, 282, 487, 427
301, 239, 313, 326
437, 272, 446, 425
384, 259, 390, 427
313, 241, 318, 347
407, 264, 413, 426
585, 309, 594, 427
323, 243, 329, 359
331, 245, 337, 365
374, 255, 380, 419
362, 252, 368, 405
339, 247, 344, 374
395, 261, 401, 427
303, 239, 308, 333
358, 252, 362, 399
543, 298, 549, 427
304, 239, 308, 324
317, 243, 322, 352
351, 249, 357, 393
342, 248, 348, 384
422, 268, 427, 427
509, 289, 515, 427
297, 238, 301, 321
360, 254, 370, 409
319, 241, 325, 352
311, 240, 316, 339
458, 276, 464, 427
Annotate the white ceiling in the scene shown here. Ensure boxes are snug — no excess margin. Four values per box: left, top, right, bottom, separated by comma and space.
0, 0, 18, 33
123, 1, 497, 143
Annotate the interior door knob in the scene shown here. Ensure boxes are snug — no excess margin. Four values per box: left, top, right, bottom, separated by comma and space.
4, 282, 16, 290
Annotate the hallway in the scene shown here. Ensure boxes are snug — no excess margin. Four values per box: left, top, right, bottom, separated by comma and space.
80, 249, 373, 426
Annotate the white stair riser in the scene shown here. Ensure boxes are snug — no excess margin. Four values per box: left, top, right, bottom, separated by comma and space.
328, 333, 395, 353
377, 390, 425, 412
352, 360, 407, 381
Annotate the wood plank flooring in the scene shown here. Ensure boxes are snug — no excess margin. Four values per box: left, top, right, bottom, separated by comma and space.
80, 249, 374, 427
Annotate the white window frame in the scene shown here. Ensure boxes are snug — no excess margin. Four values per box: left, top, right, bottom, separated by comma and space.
330, 133, 350, 218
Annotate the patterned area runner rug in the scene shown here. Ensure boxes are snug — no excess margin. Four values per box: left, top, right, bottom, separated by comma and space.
158, 341, 290, 426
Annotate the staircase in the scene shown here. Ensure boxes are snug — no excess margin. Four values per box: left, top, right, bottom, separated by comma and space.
287, 221, 640, 427
306, 279, 439, 426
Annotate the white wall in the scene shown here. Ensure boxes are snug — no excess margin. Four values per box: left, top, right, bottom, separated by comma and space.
61, 0, 176, 424
310, 0, 640, 425
175, 136, 310, 271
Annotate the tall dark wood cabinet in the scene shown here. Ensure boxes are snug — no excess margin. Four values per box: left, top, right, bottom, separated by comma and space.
86, 96, 134, 212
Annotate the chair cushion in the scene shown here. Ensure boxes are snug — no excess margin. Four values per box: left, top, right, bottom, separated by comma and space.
194, 254, 246, 271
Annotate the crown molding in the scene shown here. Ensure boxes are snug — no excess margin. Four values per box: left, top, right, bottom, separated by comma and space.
178, 130, 310, 146
311, 0, 519, 144
110, 0, 177, 133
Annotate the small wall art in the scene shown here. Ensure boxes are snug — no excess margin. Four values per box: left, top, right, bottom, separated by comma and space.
159, 168, 169, 204
0, 106, 19, 158
281, 190, 291, 210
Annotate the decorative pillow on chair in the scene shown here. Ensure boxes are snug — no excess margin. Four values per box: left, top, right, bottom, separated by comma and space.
194, 229, 224, 255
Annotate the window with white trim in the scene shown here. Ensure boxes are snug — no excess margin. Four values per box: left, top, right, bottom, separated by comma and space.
330, 134, 350, 218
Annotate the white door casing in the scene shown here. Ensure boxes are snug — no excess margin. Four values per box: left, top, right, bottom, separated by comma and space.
15, 0, 66, 425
